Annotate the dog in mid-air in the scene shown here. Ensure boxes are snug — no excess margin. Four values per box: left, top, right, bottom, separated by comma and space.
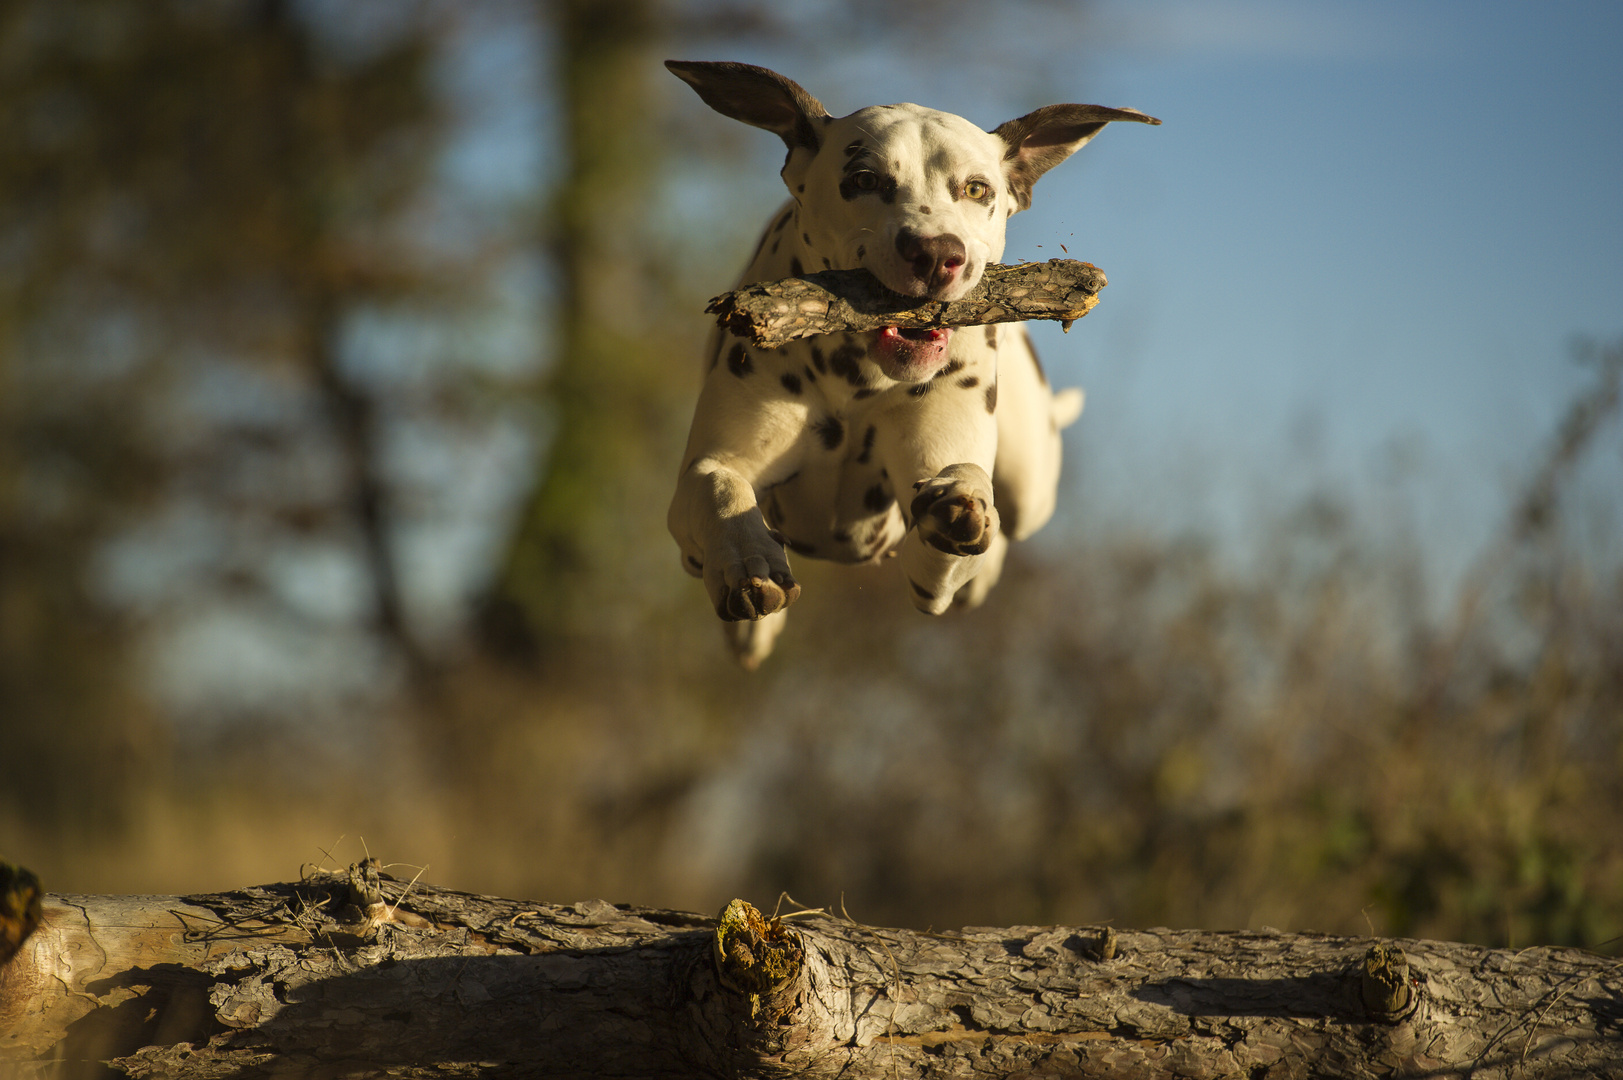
665, 60, 1158, 666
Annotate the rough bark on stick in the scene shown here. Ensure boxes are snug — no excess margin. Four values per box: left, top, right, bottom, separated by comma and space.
1, 866, 1620, 1079
708, 259, 1108, 349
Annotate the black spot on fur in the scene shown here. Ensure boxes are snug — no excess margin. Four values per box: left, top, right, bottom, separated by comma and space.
984, 380, 999, 413
728, 344, 753, 378
772, 210, 792, 234
856, 425, 876, 464
802, 232, 811, 245
832, 528, 852, 543
797, 183, 805, 193
933, 359, 966, 380
856, 244, 866, 260
958, 375, 980, 389
985, 325, 999, 348
810, 346, 827, 374
908, 381, 933, 398
853, 387, 878, 399
829, 343, 869, 388
803, 364, 817, 382
814, 415, 844, 450
771, 238, 780, 254
790, 256, 805, 277
864, 483, 893, 513
879, 175, 898, 203
780, 373, 802, 395
822, 257, 831, 269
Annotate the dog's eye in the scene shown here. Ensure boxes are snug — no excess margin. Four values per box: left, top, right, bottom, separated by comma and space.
850, 171, 879, 191
963, 179, 990, 200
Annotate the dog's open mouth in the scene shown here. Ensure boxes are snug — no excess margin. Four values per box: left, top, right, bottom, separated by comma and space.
874, 325, 953, 379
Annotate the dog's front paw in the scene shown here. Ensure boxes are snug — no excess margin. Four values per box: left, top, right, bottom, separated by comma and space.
710, 548, 801, 622
910, 463, 999, 556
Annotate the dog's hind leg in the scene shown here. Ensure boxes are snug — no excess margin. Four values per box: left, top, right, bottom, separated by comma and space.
951, 527, 1008, 609
723, 608, 788, 669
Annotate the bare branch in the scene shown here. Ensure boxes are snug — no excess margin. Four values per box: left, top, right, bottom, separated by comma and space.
708, 258, 1108, 348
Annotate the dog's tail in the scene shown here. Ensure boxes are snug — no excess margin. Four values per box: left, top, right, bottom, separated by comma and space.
1052, 387, 1085, 430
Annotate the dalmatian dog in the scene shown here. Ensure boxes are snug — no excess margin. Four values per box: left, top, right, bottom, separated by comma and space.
666, 60, 1159, 666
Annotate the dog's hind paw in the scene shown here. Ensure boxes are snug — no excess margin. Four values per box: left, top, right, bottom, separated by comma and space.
911, 463, 998, 557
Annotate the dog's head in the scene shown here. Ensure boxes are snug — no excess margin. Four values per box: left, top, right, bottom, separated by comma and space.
669, 61, 1159, 377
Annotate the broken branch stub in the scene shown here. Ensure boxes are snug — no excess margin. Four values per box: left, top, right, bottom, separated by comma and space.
707, 258, 1108, 349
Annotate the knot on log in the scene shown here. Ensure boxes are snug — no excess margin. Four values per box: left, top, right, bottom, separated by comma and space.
1360, 942, 1417, 1022
322, 857, 389, 933
713, 899, 804, 1019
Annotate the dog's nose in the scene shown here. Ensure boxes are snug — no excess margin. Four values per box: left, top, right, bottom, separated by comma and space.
895, 229, 966, 291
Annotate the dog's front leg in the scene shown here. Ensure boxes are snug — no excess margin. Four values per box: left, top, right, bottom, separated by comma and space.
668, 374, 807, 622
877, 407, 1001, 615
670, 457, 801, 620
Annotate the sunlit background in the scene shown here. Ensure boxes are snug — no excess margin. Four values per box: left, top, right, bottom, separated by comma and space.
2, 0, 1619, 951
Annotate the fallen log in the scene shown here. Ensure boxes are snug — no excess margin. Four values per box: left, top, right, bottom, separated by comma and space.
707, 258, 1108, 349
1, 861, 1619, 1078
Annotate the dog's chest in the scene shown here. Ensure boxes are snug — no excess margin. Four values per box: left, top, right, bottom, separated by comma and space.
710, 200, 1002, 564
743, 326, 1000, 566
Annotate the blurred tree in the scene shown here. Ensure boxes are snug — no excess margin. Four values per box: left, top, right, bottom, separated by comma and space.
477, 0, 689, 665
0, 0, 445, 833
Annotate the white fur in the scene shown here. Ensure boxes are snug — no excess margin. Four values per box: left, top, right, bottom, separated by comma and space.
664, 62, 1156, 665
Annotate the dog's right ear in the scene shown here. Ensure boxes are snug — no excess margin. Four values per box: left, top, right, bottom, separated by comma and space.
993, 104, 1161, 212
666, 61, 830, 153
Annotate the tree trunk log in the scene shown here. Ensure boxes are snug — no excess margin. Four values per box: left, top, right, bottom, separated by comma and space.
708, 259, 1108, 349
2, 864, 1619, 1078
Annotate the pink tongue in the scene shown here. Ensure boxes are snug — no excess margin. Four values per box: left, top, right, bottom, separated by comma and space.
879, 325, 952, 367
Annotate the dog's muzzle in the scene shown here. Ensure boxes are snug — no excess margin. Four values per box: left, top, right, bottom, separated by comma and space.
894, 229, 967, 297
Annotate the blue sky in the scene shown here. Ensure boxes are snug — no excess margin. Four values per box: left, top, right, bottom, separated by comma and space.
1047, 2, 1622, 568
694, 0, 1623, 600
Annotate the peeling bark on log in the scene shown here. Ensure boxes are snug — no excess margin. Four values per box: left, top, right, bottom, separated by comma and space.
2, 866, 1620, 1078
707, 259, 1108, 349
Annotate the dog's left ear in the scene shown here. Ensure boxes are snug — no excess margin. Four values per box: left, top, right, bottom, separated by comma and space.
667, 60, 831, 152
993, 104, 1160, 211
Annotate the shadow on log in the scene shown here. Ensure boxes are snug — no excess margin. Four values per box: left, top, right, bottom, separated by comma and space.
1, 861, 1620, 1078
